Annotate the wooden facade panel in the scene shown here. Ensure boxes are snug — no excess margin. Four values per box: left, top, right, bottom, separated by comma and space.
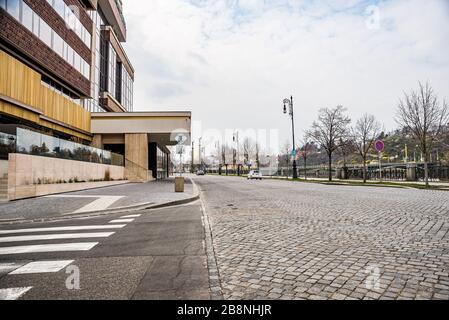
0, 50, 91, 136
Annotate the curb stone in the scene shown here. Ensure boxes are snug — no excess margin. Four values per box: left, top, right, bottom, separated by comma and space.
193, 178, 224, 300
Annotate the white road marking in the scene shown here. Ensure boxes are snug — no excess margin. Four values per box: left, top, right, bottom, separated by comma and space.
9, 260, 74, 275
73, 196, 125, 214
0, 287, 33, 300
0, 232, 115, 243
47, 195, 101, 198
0, 263, 25, 274
0, 225, 126, 235
0, 243, 98, 255
46, 195, 125, 213
109, 219, 134, 224
120, 214, 141, 218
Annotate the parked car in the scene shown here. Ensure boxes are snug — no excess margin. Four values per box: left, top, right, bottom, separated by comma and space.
247, 170, 263, 180
196, 170, 205, 176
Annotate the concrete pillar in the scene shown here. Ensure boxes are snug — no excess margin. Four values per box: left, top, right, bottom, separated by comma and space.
125, 133, 149, 182
406, 163, 417, 181
91, 134, 103, 149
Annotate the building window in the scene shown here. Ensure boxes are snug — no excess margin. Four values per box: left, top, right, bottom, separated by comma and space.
0, 0, 6, 10
47, 0, 91, 47
3, 0, 90, 80
108, 44, 117, 98
39, 18, 52, 48
53, 32, 63, 57
21, 1, 32, 32
99, 33, 109, 93
115, 61, 122, 103
6, 0, 19, 20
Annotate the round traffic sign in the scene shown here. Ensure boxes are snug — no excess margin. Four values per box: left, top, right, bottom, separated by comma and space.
375, 140, 385, 153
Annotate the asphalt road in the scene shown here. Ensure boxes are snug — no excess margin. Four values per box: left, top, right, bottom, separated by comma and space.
0, 202, 210, 300
193, 175, 449, 300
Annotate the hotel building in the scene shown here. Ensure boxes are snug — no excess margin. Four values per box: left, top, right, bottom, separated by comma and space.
0, 0, 191, 200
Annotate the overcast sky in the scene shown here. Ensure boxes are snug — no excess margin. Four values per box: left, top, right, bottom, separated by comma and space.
122, 0, 449, 156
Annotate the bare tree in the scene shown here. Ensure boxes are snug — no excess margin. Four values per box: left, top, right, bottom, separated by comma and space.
242, 137, 256, 166
300, 135, 313, 180
280, 141, 291, 178
396, 82, 449, 187
255, 142, 261, 169
307, 106, 351, 181
352, 114, 382, 183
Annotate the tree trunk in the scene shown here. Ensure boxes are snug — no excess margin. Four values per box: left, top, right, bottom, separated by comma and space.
424, 161, 429, 188
328, 153, 333, 182
304, 155, 307, 181
363, 158, 367, 183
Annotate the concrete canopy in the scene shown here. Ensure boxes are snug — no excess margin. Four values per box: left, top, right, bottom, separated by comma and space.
91, 112, 192, 148
91, 112, 191, 182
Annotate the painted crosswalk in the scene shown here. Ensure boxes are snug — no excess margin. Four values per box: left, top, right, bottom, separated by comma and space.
9, 260, 74, 275
0, 232, 115, 243
109, 219, 135, 224
0, 225, 126, 235
0, 243, 99, 255
0, 287, 33, 300
0, 214, 142, 300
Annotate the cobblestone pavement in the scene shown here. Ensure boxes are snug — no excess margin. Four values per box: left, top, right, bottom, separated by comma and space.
194, 175, 449, 300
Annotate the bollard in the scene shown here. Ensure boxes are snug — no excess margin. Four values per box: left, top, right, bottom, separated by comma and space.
175, 177, 185, 193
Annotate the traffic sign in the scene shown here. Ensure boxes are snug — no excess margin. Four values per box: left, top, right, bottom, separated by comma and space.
375, 140, 385, 153
291, 149, 297, 157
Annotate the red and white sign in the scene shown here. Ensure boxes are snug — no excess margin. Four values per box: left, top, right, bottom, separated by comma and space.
375, 140, 385, 153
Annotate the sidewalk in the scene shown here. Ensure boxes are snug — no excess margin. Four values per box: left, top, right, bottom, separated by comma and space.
0, 177, 196, 222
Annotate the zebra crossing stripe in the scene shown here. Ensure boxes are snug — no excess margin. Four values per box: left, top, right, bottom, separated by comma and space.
0, 232, 115, 243
109, 219, 135, 224
0, 287, 33, 300
0, 263, 25, 274
9, 260, 74, 275
120, 214, 142, 218
0, 243, 99, 255
0, 225, 126, 235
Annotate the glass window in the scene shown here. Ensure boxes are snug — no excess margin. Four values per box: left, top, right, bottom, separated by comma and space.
74, 52, 81, 72
53, 0, 64, 18
16, 128, 41, 155
41, 134, 59, 158
39, 19, 52, 48
21, 1, 33, 32
66, 46, 74, 66
53, 32, 63, 57
0, 0, 6, 10
84, 30, 91, 47
33, 11, 39, 36
6, 0, 20, 20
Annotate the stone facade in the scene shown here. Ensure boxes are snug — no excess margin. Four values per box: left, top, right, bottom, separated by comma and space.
7, 153, 126, 200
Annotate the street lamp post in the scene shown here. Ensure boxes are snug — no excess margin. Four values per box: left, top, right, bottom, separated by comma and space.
283, 96, 298, 179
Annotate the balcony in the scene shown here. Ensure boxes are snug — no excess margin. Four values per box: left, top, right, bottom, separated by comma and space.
98, 0, 127, 42
80, 0, 98, 10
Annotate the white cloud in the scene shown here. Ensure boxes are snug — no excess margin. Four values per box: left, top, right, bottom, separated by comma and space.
123, 0, 449, 152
